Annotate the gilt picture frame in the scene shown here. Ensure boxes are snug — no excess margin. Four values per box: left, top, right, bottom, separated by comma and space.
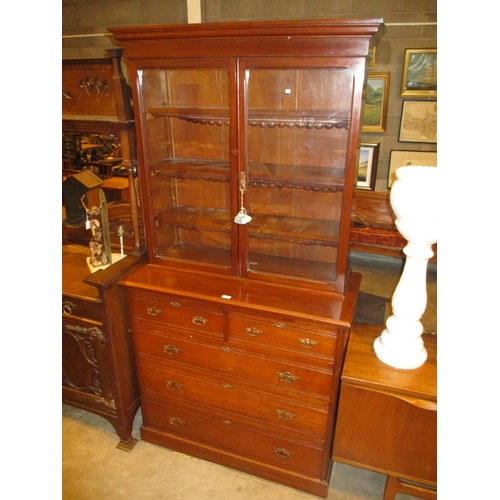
362, 73, 390, 133
368, 47, 376, 69
401, 48, 437, 98
357, 142, 380, 190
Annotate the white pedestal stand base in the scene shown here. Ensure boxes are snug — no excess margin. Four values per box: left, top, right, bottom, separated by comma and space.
373, 166, 437, 370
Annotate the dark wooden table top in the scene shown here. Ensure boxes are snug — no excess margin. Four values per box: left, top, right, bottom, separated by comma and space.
344, 323, 437, 402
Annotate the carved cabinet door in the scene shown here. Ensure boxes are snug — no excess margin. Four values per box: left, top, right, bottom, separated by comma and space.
62, 316, 114, 411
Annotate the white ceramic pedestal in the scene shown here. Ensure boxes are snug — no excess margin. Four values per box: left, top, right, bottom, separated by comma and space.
373, 166, 437, 369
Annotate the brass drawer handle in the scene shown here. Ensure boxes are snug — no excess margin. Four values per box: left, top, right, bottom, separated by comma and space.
147, 307, 161, 316
170, 301, 181, 307
221, 346, 232, 352
162, 344, 181, 356
222, 383, 232, 389
62, 301, 76, 315
245, 326, 263, 337
222, 419, 232, 425
277, 371, 299, 384
275, 322, 286, 328
275, 408, 295, 421
165, 380, 183, 391
192, 316, 208, 326
169, 417, 186, 427
274, 447, 293, 459
298, 338, 318, 349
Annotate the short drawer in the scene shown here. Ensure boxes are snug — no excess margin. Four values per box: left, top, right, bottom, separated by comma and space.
228, 313, 337, 358
129, 291, 224, 337
142, 398, 326, 477
135, 328, 334, 398
62, 294, 102, 322
138, 362, 329, 437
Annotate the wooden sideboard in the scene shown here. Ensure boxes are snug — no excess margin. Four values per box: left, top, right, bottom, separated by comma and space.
332, 322, 437, 500
62, 245, 146, 450
350, 190, 437, 262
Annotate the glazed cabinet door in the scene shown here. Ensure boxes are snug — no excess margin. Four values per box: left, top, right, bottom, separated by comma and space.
135, 60, 238, 273
238, 59, 358, 290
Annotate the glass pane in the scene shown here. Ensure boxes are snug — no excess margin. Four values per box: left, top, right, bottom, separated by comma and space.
246, 67, 353, 283
139, 68, 232, 268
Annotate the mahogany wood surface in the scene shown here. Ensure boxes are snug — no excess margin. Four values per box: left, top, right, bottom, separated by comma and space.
122, 267, 360, 497
62, 245, 146, 451
332, 322, 437, 498
110, 19, 384, 295
111, 19, 383, 496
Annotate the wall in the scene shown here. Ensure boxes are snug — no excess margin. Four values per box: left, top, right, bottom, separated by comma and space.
62, 0, 437, 193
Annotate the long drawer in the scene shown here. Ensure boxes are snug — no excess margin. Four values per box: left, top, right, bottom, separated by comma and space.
134, 327, 334, 397
141, 397, 326, 478
138, 361, 330, 438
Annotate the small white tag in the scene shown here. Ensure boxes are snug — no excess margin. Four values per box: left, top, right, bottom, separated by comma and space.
85, 219, 91, 230
221, 295, 232, 300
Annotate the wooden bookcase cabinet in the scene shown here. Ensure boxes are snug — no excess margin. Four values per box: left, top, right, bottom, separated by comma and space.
111, 19, 383, 496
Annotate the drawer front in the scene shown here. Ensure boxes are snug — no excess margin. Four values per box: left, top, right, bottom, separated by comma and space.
139, 362, 329, 437
129, 292, 224, 337
228, 313, 337, 358
134, 327, 334, 397
142, 398, 325, 477
62, 295, 101, 322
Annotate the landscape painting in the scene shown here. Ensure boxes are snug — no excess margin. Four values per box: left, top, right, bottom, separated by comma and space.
357, 142, 380, 190
362, 73, 390, 133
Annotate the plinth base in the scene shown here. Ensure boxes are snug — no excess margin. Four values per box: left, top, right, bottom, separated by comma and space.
373, 333, 428, 369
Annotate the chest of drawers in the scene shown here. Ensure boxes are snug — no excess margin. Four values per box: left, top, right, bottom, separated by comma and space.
121, 265, 360, 496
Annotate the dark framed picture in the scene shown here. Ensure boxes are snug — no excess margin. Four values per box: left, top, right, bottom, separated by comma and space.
357, 142, 380, 190
362, 73, 390, 133
401, 48, 437, 98
399, 100, 437, 143
388, 150, 437, 188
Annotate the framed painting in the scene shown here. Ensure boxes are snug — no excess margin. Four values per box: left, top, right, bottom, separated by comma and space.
401, 48, 437, 98
362, 73, 390, 133
399, 100, 437, 143
357, 142, 380, 190
388, 150, 437, 188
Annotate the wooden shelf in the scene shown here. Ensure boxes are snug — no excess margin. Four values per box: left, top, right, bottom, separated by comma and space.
249, 161, 345, 192
152, 158, 345, 191
152, 158, 231, 182
156, 205, 340, 246
248, 109, 349, 130
147, 106, 349, 129
157, 243, 337, 282
248, 251, 337, 282
250, 214, 340, 246
160, 242, 232, 267
157, 206, 232, 233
